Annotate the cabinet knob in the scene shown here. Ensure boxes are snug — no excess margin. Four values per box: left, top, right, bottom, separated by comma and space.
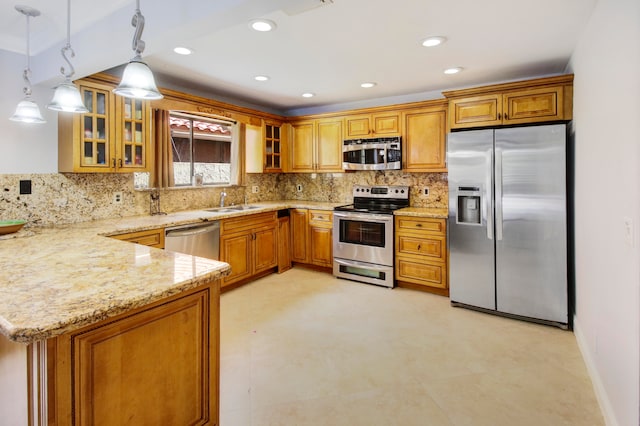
415, 223, 423, 227
417, 244, 422, 251
118, 158, 123, 168
504, 114, 508, 120
112, 158, 116, 168
497, 113, 501, 120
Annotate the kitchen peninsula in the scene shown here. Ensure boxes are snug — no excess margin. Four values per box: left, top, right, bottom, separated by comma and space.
0, 213, 231, 425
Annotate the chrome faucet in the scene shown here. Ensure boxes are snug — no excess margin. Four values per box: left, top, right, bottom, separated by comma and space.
220, 189, 227, 207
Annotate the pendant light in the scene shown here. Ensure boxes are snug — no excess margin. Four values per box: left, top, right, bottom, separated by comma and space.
113, 0, 163, 100
10, 5, 45, 124
47, 0, 88, 113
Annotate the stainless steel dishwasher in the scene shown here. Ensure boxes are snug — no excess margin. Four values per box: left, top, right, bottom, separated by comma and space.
164, 221, 220, 260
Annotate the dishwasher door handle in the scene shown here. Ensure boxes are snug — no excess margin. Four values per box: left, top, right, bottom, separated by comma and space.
165, 224, 219, 238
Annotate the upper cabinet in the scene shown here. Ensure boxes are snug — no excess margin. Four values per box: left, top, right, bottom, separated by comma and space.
58, 78, 152, 173
444, 75, 573, 130
290, 118, 342, 172
401, 101, 447, 172
344, 111, 400, 138
264, 121, 284, 172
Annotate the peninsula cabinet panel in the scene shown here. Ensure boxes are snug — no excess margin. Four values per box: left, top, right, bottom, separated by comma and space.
50, 284, 219, 426
402, 104, 447, 172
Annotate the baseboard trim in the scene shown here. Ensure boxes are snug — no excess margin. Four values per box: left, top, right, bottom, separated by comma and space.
573, 315, 619, 426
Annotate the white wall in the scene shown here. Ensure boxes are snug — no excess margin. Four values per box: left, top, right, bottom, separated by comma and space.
567, 0, 640, 425
0, 49, 58, 173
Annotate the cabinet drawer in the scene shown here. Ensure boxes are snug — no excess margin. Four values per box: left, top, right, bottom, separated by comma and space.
396, 234, 445, 260
110, 228, 164, 248
396, 258, 447, 289
395, 217, 446, 234
221, 211, 276, 234
308, 210, 333, 227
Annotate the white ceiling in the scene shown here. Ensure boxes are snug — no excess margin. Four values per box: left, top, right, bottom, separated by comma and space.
1, 0, 597, 115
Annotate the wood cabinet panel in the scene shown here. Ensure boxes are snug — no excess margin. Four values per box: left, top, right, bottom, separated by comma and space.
503, 86, 563, 124
402, 104, 447, 171
395, 216, 448, 295
290, 209, 309, 263
51, 284, 219, 425
309, 226, 332, 267
449, 94, 502, 129
109, 228, 165, 248
344, 112, 400, 138
290, 121, 315, 172
277, 216, 292, 273
220, 211, 278, 287
316, 118, 343, 171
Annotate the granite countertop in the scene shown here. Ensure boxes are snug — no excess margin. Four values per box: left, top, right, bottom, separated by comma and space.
0, 201, 339, 343
394, 207, 449, 219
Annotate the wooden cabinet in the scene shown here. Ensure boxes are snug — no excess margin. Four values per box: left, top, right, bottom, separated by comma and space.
109, 228, 165, 248
277, 215, 292, 273
395, 215, 448, 296
444, 74, 573, 129
290, 118, 342, 172
58, 78, 152, 173
344, 111, 400, 138
290, 208, 333, 268
401, 101, 447, 172
220, 212, 278, 287
48, 281, 220, 425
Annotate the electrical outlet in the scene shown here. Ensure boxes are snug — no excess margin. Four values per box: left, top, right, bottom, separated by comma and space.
423, 187, 430, 196
296, 184, 303, 192
252, 185, 259, 194
113, 192, 123, 204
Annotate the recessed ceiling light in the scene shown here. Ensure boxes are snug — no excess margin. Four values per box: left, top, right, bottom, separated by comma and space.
422, 36, 447, 47
250, 19, 276, 32
360, 82, 377, 88
301, 93, 315, 98
444, 67, 463, 75
173, 46, 193, 55
254, 75, 270, 81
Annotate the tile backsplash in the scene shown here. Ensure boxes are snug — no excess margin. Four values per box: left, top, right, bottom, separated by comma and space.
0, 171, 447, 226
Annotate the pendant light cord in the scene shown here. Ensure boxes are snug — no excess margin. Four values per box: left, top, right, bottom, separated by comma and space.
22, 12, 32, 96
60, 0, 76, 79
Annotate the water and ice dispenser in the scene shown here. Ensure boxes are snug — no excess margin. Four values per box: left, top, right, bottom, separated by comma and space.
456, 186, 482, 225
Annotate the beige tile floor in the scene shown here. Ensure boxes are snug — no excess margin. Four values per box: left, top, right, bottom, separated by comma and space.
220, 267, 604, 426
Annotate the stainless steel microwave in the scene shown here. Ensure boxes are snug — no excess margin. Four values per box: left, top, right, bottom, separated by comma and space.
342, 137, 402, 171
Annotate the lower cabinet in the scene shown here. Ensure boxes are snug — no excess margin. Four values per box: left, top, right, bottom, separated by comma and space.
395, 215, 448, 295
109, 227, 165, 248
290, 208, 333, 268
47, 282, 220, 425
220, 211, 278, 287
278, 214, 292, 273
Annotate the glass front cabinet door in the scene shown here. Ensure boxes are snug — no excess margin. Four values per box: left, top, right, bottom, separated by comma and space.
58, 78, 151, 173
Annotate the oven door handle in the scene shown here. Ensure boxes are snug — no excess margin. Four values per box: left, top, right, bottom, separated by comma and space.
334, 258, 392, 272
333, 211, 394, 222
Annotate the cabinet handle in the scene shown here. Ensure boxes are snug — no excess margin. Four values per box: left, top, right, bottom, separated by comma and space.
417, 244, 422, 251
504, 113, 508, 120
118, 158, 123, 168
112, 158, 116, 168
497, 113, 501, 120
415, 223, 423, 227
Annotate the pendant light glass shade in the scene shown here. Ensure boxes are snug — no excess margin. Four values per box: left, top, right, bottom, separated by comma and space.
114, 1, 163, 100
10, 97, 46, 123
47, 0, 88, 113
48, 79, 88, 112
114, 56, 163, 100
11, 6, 45, 124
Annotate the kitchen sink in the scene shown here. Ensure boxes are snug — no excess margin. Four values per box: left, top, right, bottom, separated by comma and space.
203, 205, 262, 213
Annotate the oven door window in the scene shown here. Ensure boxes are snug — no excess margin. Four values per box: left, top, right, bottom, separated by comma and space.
339, 219, 385, 247
343, 147, 386, 165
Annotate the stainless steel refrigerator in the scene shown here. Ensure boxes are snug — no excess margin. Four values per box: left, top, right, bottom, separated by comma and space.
447, 124, 568, 328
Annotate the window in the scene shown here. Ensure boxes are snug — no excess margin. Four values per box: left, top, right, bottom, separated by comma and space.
170, 112, 237, 186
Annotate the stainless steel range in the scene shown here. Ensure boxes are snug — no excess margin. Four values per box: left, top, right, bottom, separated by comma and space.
333, 185, 410, 288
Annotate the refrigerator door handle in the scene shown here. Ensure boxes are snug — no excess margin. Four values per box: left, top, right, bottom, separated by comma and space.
486, 147, 494, 240
495, 148, 504, 241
